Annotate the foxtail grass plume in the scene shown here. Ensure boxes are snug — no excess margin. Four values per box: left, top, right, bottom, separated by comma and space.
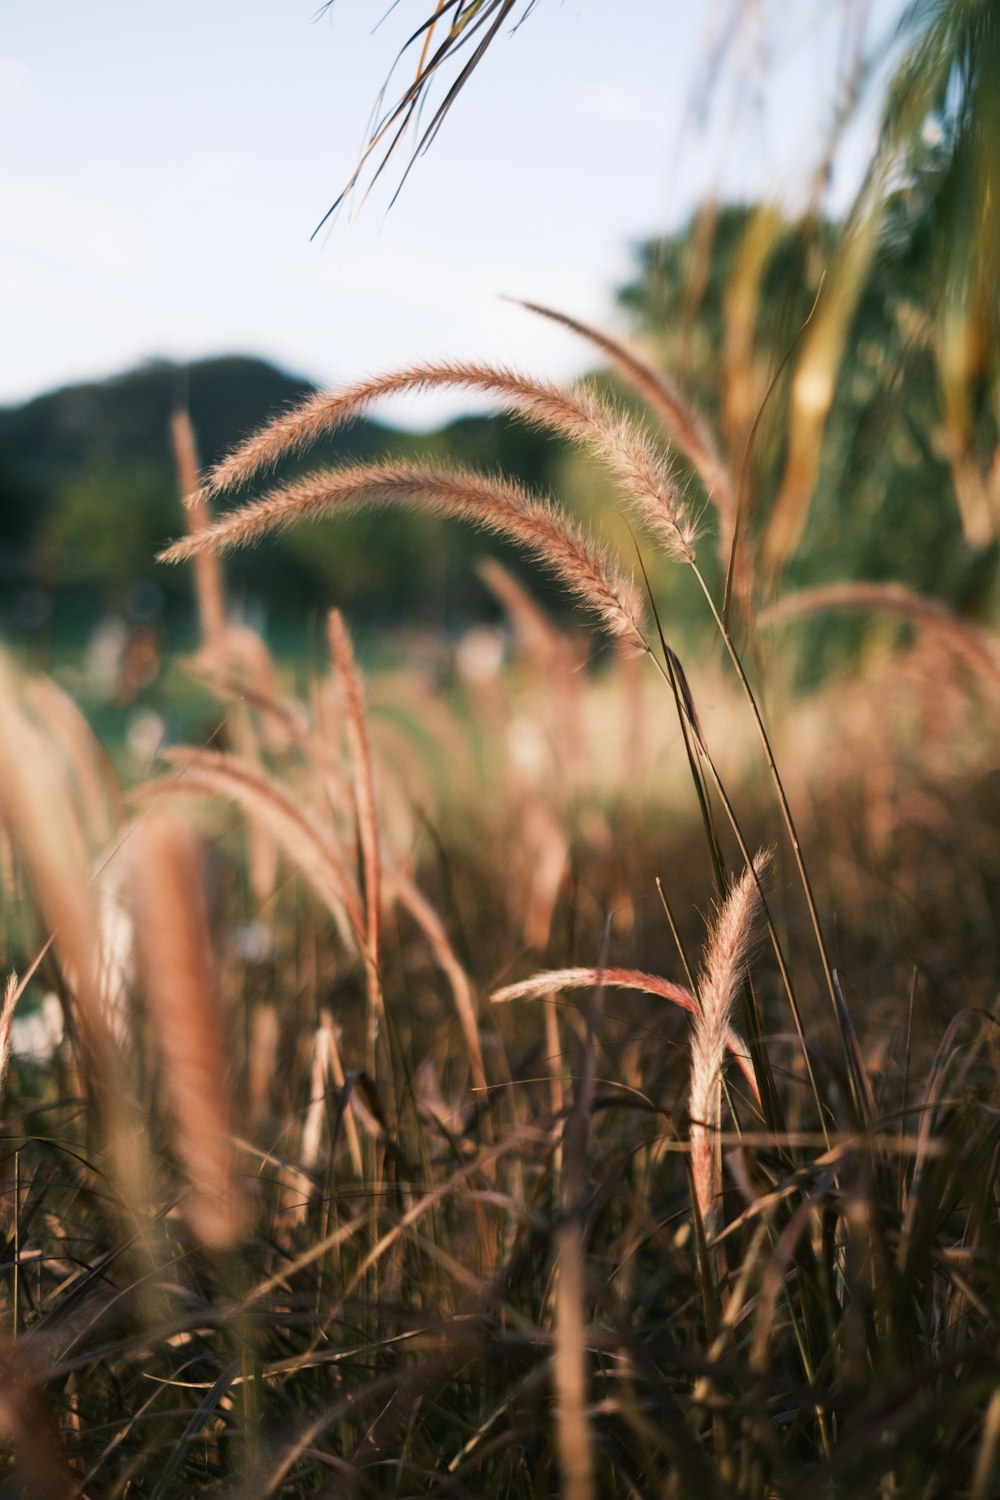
689, 851, 771, 1233
0, 658, 108, 1068
512, 298, 735, 532
132, 810, 245, 1249
171, 407, 227, 649
139, 747, 365, 956
193, 360, 698, 563
22, 673, 121, 849
162, 461, 647, 654
492, 965, 759, 1100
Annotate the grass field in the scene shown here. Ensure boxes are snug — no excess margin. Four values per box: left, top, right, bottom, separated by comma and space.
0, 341, 998, 1498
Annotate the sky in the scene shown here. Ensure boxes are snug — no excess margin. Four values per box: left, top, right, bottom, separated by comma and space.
3, 1, 903, 427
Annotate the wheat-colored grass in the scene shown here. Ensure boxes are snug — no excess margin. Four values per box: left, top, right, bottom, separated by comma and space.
163, 460, 648, 653
553, 1205, 594, 1500
139, 747, 365, 955
0, 972, 19, 1108
492, 965, 759, 1100
761, 580, 1000, 695
23, 674, 121, 850
300, 1008, 363, 1177
689, 851, 771, 1232
552, 964, 600, 1500
513, 298, 736, 529
328, 610, 384, 1074
476, 556, 583, 671
386, 865, 486, 1097
0, 659, 106, 1067
132, 810, 244, 1249
247, 1002, 279, 1128
193, 360, 697, 563
477, 557, 588, 785
171, 407, 226, 649
187, 653, 354, 811
0, 1336, 74, 1499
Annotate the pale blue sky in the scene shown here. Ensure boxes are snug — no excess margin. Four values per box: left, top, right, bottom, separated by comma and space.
3, 1, 901, 425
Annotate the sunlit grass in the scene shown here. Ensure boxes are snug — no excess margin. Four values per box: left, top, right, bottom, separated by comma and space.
1, 324, 998, 1496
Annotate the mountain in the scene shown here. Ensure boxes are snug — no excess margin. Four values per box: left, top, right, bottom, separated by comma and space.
0, 354, 564, 631
0, 355, 362, 545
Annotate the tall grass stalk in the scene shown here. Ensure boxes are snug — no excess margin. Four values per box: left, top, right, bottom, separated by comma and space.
1, 324, 997, 1493
688, 851, 770, 1234
328, 609, 384, 1080
132, 810, 245, 1250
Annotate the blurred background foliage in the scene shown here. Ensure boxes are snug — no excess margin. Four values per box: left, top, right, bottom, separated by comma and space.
2, 0, 998, 694
0, 354, 568, 652
2, 197, 994, 686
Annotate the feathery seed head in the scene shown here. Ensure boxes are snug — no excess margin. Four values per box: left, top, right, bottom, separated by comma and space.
132, 811, 245, 1249
689, 850, 771, 1231
162, 461, 647, 654
196, 359, 698, 565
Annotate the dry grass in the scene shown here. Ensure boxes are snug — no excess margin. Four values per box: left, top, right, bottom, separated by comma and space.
132, 810, 244, 1249
491, 965, 759, 1100
165, 459, 648, 653
513, 298, 737, 536
328, 609, 384, 1077
0, 343, 998, 1497
761, 579, 1000, 697
687, 850, 770, 1233
194, 360, 698, 562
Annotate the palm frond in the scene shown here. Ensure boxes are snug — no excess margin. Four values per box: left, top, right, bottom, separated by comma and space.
314, 0, 539, 232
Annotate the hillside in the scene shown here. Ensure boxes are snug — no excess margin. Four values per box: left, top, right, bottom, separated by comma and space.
0, 355, 565, 635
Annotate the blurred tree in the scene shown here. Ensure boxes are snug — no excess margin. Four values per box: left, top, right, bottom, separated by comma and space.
772, 0, 1000, 563
43, 458, 178, 602
0, 355, 569, 638
885, 0, 1000, 543
324, 0, 999, 557
605, 193, 998, 680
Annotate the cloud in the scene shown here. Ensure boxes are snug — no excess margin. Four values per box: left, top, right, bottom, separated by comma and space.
0, 253, 205, 404
308, 238, 605, 324
0, 55, 36, 115
291, 238, 628, 429
549, 78, 678, 140
1, 180, 155, 280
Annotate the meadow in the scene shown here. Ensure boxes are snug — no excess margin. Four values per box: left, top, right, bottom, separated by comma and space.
0, 246, 998, 1498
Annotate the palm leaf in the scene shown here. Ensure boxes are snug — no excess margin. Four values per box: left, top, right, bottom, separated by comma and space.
314, 0, 538, 232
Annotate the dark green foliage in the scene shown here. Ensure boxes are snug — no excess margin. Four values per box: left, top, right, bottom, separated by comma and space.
0, 357, 567, 641
43, 459, 181, 596
613, 198, 999, 682
0, 356, 314, 543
